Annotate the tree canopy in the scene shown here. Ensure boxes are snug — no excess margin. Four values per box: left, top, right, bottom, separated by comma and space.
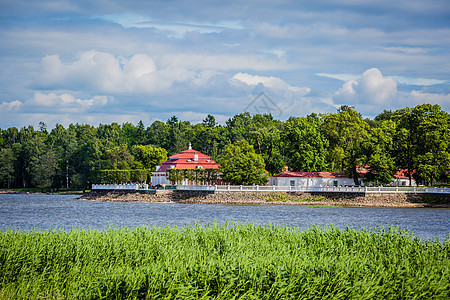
218, 140, 268, 185
0, 103, 448, 189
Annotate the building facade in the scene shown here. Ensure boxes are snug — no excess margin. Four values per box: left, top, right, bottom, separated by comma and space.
269, 169, 417, 187
269, 171, 355, 187
151, 144, 220, 186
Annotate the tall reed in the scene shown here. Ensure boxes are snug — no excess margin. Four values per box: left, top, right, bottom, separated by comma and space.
1, 224, 448, 299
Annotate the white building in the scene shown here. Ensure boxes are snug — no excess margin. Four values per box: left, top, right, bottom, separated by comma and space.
269, 169, 417, 187
269, 171, 355, 187
151, 145, 220, 186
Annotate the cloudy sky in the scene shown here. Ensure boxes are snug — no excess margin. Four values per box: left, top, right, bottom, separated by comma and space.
1, 0, 449, 128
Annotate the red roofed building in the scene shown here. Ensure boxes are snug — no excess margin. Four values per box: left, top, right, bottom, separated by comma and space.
393, 169, 416, 186
270, 169, 417, 187
151, 144, 220, 186
269, 171, 355, 187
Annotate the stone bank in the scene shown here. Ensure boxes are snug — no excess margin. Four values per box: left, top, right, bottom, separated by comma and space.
80, 190, 450, 207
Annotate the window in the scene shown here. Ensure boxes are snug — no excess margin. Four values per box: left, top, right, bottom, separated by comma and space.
333, 180, 338, 187
197, 166, 203, 169
290, 180, 295, 187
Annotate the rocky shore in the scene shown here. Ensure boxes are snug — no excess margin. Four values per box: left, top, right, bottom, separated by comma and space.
78, 190, 450, 208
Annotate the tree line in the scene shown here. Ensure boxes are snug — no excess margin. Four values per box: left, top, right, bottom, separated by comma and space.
0, 103, 449, 190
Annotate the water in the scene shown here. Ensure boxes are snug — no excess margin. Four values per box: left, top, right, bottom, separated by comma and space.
0, 194, 449, 242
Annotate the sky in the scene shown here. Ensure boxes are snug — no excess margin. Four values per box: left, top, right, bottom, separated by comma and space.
0, 0, 449, 129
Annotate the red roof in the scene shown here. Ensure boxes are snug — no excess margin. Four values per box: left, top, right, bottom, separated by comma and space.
394, 169, 413, 179
271, 171, 350, 178
155, 148, 220, 172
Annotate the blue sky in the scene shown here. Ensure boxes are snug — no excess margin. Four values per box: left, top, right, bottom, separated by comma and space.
1, 0, 449, 128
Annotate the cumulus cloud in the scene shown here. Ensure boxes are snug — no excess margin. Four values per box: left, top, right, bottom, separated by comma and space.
28, 92, 108, 112
228, 72, 338, 117
0, 100, 23, 111
333, 68, 397, 106
405, 90, 450, 111
231, 73, 310, 95
37, 51, 200, 94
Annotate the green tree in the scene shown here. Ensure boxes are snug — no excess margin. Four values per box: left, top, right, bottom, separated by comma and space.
106, 145, 134, 170
218, 140, 268, 185
132, 145, 167, 171
132, 145, 168, 181
321, 106, 369, 184
31, 150, 59, 191
282, 115, 328, 172
0, 148, 15, 188
411, 104, 450, 185
50, 124, 77, 188
363, 120, 397, 185
392, 104, 450, 186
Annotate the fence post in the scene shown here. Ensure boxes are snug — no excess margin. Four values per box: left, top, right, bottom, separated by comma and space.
240, 185, 242, 191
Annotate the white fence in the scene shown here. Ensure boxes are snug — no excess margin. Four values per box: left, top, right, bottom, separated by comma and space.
92, 184, 449, 194
92, 184, 148, 190
176, 185, 450, 194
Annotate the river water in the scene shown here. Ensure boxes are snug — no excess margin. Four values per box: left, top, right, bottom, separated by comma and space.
0, 194, 449, 242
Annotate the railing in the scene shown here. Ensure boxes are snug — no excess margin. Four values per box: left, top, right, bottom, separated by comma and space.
92, 184, 449, 194
92, 184, 147, 190
176, 185, 217, 191
176, 185, 450, 194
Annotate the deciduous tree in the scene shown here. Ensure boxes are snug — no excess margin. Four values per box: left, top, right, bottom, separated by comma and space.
218, 140, 268, 185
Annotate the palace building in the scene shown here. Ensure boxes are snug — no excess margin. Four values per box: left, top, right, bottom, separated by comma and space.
151, 143, 220, 186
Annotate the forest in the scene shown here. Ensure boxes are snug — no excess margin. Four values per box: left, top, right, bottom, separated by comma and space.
0, 103, 449, 190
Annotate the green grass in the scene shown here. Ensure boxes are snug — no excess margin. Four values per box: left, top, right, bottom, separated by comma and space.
0, 224, 449, 299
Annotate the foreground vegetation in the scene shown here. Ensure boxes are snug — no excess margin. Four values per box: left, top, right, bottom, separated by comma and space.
1, 225, 448, 299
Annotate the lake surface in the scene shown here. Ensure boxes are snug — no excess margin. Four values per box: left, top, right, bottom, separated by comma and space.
0, 194, 449, 242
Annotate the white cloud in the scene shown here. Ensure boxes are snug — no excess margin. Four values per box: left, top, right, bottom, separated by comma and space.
333, 68, 397, 105
316, 73, 359, 82
406, 90, 450, 111
38, 51, 196, 93
29, 92, 108, 110
38, 51, 278, 95
319, 71, 446, 87
231, 72, 310, 95
392, 76, 446, 86
0, 100, 23, 111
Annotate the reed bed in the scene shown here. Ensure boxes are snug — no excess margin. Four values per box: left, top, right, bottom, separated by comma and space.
0, 224, 448, 299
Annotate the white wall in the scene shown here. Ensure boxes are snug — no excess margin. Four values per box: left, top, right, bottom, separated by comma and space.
270, 177, 355, 187
151, 172, 170, 185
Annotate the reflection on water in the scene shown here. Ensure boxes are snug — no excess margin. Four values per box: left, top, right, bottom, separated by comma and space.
0, 194, 449, 242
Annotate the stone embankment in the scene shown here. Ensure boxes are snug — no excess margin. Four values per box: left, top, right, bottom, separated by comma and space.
79, 190, 450, 207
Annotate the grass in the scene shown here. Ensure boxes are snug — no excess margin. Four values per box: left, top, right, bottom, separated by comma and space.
0, 224, 449, 299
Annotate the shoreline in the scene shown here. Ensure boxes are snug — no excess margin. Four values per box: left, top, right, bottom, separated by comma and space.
77, 190, 450, 208
0, 190, 84, 195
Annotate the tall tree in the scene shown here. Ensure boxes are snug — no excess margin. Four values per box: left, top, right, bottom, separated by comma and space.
0, 148, 15, 188
50, 124, 77, 188
218, 140, 268, 185
132, 145, 168, 182
31, 150, 59, 191
282, 115, 328, 172
363, 120, 397, 185
105, 145, 134, 170
321, 107, 369, 184
411, 104, 450, 185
